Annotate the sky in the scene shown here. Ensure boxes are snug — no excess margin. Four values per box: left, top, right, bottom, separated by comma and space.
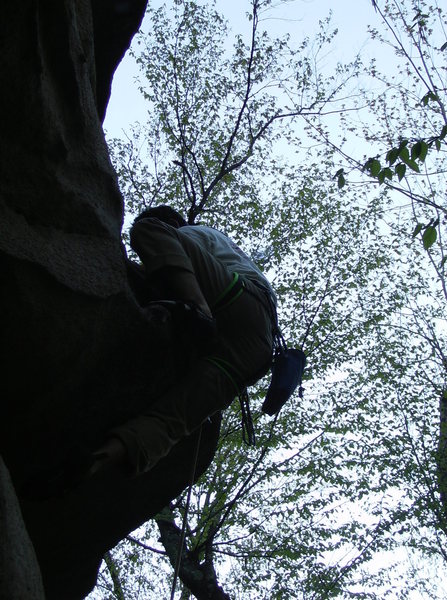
97, 3, 446, 597
104, 0, 384, 139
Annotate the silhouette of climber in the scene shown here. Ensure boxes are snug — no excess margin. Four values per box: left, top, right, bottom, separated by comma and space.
90, 205, 276, 476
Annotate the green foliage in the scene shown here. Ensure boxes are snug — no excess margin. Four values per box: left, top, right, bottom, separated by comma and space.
110, 0, 359, 227
343, 0, 447, 261
96, 0, 447, 598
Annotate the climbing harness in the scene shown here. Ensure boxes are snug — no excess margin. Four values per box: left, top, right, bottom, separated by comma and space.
207, 271, 306, 440
211, 271, 245, 313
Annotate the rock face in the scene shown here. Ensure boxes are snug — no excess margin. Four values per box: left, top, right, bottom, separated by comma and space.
0, 457, 46, 600
0, 2, 220, 598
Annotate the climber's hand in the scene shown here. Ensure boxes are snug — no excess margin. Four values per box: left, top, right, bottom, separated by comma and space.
89, 437, 128, 476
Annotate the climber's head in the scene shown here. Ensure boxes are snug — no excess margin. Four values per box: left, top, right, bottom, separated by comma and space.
133, 205, 187, 229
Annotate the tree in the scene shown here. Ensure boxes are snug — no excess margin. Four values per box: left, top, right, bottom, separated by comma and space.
93, 0, 447, 598
113, 0, 360, 227
302, 0, 447, 591
309, 0, 447, 545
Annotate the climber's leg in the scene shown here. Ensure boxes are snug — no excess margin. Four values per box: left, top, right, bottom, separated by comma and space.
103, 281, 273, 476
108, 355, 238, 475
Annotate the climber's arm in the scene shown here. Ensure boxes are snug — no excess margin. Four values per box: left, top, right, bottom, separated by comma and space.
89, 437, 129, 475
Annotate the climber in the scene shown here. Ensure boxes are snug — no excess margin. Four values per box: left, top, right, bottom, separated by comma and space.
89, 205, 277, 476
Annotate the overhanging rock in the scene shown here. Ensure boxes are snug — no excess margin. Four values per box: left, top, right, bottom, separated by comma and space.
0, 2, 221, 598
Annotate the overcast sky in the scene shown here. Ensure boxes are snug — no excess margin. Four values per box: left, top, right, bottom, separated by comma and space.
104, 0, 383, 138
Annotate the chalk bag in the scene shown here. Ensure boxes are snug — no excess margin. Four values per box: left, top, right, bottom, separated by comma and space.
262, 348, 306, 416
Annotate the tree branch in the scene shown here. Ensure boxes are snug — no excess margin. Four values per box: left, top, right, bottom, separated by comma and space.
126, 535, 167, 555
436, 389, 447, 541
103, 551, 126, 600
155, 508, 231, 600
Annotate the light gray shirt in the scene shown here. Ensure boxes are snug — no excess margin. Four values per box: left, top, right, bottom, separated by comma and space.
181, 225, 276, 304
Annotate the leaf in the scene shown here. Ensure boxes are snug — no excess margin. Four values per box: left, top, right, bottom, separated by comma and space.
418, 141, 428, 162
395, 163, 406, 181
334, 169, 346, 188
386, 147, 399, 166
441, 42, 447, 51
422, 225, 437, 250
411, 140, 428, 162
399, 146, 410, 163
367, 158, 381, 177
407, 159, 420, 173
412, 223, 424, 238
440, 125, 447, 140
411, 141, 421, 160
421, 91, 438, 106
378, 167, 393, 183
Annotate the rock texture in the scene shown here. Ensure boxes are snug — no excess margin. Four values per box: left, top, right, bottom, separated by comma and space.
0, 457, 46, 600
0, 2, 220, 599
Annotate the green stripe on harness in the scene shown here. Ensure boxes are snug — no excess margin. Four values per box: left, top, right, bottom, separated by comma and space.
204, 357, 241, 396
212, 272, 245, 313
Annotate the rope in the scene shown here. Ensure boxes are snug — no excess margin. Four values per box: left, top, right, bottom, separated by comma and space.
170, 424, 203, 600
240, 389, 256, 446
204, 356, 256, 447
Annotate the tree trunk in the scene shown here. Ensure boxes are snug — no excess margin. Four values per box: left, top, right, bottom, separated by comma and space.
156, 509, 231, 600
437, 388, 447, 532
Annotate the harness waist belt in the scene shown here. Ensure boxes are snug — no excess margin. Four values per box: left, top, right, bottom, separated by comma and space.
212, 272, 245, 313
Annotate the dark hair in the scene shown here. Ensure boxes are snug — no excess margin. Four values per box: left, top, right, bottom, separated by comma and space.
133, 205, 187, 228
